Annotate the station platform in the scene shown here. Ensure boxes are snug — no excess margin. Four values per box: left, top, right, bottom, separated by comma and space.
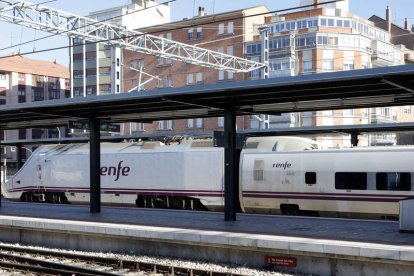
0, 200, 413, 275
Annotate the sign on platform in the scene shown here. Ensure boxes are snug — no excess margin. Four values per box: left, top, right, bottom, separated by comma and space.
265, 256, 297, 267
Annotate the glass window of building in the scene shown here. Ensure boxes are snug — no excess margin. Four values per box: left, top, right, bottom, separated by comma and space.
187, 28, 193, 40
187, 73, 194, 85
196, 118, 203, 128
227, 22, 234, 34
218, 117, 224, 127
166, 120, 173, 130
218, 70, 224, 81
196, 27, 202, 39
187, 119, 194, 129
196, 72, 203, 83
218, 23, 224, 35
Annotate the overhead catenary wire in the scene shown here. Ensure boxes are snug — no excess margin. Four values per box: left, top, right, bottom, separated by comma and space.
0, 0, 344, 60
0, 0, 177, 52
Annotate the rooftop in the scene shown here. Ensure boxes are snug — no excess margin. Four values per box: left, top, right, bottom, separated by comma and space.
0, 55, 69, 79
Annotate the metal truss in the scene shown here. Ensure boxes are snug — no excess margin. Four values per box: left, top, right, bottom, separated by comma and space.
0, 0, 265, 73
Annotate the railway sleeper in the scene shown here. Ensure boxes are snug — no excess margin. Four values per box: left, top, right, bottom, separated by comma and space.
136, 195, 207, 211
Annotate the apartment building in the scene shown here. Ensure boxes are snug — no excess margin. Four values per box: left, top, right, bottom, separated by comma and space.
245, 0, 414, 148
70, 0, 170, 97
122, 6, 270, 135
0, 55, 70, 172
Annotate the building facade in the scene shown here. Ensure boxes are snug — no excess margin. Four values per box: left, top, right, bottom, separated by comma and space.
122, 6, 270, 135
0, 55, 70, 174
246, 0, 414, 147
70, 0, 171, 98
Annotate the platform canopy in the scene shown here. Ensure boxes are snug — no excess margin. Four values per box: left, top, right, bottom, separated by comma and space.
1, 65, 414, 130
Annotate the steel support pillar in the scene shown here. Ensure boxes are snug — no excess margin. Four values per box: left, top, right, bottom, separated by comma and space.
89, 118, 101, 213
351, 132, 359, 147
16, 145, 22, 170
0, 135, 2, 207
224, 108, 237, 221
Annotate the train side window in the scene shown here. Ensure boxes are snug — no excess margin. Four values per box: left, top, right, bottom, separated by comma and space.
305, 172, 316, 185
335, 172, 367, 190
376, 172, 411, 191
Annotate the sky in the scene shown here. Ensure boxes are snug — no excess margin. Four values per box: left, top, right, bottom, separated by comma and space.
0, 0, 411, 67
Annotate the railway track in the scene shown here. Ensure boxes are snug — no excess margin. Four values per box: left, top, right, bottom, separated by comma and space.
0, 244, 246, 275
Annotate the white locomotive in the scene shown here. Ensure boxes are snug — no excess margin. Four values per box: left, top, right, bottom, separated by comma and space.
2, 136, 413, 219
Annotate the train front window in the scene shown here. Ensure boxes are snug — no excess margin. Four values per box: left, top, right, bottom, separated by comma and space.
376, 172, 411, 191
335, 172, 367, 190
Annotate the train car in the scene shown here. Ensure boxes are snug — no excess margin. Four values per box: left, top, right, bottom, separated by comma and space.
240, 138, 414, 219
2, 139, 225, 210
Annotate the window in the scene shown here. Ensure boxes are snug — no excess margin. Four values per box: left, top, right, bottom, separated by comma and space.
344, 20, 351, 27
228, 71, 234, 80
322, 59, 334, 71
251, 68, 260, 78
132, 122, 145, 131
187, 73, 194, 85
343, 62, 354, 71
404, 106, 411, 114
196, 72, 203, 83
157, 78, 164, 88
86, 86, 94, 95
344, 109, 354, 116
218, 117, 224, 127
187, 28, 193, 40
305, 172, 316, 185
0, 73, 6, 80
196, 118, 203, 128
376, 173, 411, 191
166, 120, 173, 130
138, 59, 145, 69
167, 76, 173, 87
187, 119, 194, 129
218, 70, 224, 81
335, 172, 367, 190
227, 22, 234, 34
157, 121, 164, 130
196, 27, 202, 39
138, 123, 145, 131
303, 60, 312, 72
167, 32, 172, 40
218, 23, 224, 35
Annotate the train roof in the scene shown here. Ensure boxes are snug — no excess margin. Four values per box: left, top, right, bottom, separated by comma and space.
244, 136, 320, 152
32, 139, 218, 156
